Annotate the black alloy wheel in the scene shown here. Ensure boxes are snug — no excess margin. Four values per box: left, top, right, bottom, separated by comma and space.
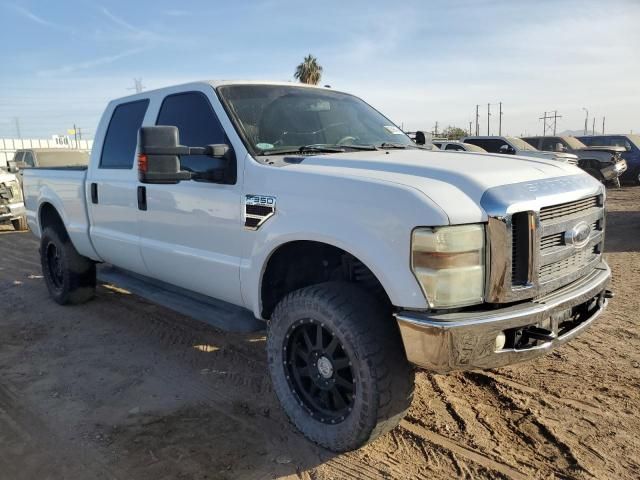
284, 319, 355, 424
46, 241, 64, 290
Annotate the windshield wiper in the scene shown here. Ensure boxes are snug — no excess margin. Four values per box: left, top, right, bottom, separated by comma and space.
259, 144, 346, 156
338, 144, 378, 151
379, 142, 409, 149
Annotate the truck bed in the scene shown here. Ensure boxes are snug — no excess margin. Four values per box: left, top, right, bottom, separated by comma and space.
23, 167, 98, 260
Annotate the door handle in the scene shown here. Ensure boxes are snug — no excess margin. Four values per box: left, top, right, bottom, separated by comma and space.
137, 186, 147, 211
90, 183, 98, 204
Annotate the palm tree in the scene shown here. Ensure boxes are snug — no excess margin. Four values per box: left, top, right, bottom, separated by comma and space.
294, 54, 323, 85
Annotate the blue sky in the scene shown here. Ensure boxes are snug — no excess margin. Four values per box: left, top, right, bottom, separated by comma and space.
1, 0, 639, 139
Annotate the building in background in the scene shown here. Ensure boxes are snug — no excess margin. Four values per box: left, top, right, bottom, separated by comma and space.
0, 136, 93, 167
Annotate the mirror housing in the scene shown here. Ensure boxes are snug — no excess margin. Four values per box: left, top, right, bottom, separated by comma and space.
499, 144, 515, 154
138, 126, 230, 184
7, 161, 18, 173
414, 131, 426, 145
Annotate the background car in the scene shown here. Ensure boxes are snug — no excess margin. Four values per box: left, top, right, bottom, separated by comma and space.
10, 148, 90, 181
0, 168, 27, 230
432, 141, 487, 152
522, 135, 626, 185
577, 135, 640, 184
460, 136, 579, 165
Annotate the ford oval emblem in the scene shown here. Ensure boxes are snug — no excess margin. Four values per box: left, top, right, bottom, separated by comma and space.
564, 221, 591, 248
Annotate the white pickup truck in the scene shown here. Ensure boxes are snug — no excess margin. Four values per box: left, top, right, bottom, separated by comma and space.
24, 81, 612, 452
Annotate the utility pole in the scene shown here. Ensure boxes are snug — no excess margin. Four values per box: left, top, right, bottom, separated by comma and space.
487, 103, 491, 136
469, 121, 472, 136
128, 78, 145, 93
498, 102, 503, 136
582, 108, 589, 135
434, 121, 439, 137
475, 105, 480, 136
540, 111, 562, 136
73, 123, 78, 147
602, 117, 605, 135
552, 111, 561, 135
13, 117, 21, 139
592, 117, 596, 135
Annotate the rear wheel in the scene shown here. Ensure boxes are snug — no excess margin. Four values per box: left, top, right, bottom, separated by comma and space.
267, 282, 414, 452
40, 227, 96, 305
11, 216, 28, 231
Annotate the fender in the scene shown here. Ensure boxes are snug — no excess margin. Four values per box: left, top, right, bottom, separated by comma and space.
28, 178, 102, 262
240, 162, 452, 317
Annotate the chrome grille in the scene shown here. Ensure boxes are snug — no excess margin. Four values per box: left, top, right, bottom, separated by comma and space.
537, 195, 604, 288
539, 196, 599, 222
539, 246, 599, 282
483, 174, 605, 304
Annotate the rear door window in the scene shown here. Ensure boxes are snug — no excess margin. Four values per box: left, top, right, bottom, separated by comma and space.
100, 99, 149, 169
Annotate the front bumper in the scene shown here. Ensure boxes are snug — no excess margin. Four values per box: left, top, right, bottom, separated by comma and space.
601, 159, 627, 180
0, 202, 26, 223
395, 262, 611, 372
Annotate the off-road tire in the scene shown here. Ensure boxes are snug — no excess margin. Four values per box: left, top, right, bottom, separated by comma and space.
40, 227, 96, 305
11, 216, 28, 231
267, 282, 415, 452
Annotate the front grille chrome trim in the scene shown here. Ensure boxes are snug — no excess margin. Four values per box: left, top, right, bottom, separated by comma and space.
481, 174, 604, 304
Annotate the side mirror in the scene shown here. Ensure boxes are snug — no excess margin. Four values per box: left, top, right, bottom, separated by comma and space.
7, 161, 18, 173
555, 143, 565, 152
498, 144, 514, 154
138, 126, 230, 184
415, 131, 426, 145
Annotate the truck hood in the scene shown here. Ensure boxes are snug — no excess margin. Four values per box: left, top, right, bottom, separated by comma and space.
518, 150, 578, 162
578, 145, 626, 154
285, 149, 583, 224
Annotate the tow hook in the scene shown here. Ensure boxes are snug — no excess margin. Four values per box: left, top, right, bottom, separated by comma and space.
522, 326, 557, 343
603, 290, 614, 299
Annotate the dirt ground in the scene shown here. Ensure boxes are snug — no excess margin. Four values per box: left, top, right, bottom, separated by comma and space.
0, 187, 639, 480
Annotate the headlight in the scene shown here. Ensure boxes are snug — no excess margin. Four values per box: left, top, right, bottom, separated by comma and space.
9, 181, 23, 202
411, 224, 486, 309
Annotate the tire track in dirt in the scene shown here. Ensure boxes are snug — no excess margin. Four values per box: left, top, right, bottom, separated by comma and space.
464, 371, 595, 478
481, 371, 605, 416
399, 419, 528, 480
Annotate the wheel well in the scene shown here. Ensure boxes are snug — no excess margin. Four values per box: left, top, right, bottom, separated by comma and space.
260, 241, 390, 319
39, 203, 67, 238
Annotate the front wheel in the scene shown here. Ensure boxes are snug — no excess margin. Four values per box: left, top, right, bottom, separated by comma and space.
40, 227, 96, 305
267, 282, 414, 452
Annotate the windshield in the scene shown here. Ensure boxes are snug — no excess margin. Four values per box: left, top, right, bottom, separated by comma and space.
507, 137, 537, 151
563, 137, 586, 149
462, 143, 486, 152
218, 85, 415, 154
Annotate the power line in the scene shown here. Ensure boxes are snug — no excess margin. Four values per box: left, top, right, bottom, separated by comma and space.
539, 111, 562, 136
